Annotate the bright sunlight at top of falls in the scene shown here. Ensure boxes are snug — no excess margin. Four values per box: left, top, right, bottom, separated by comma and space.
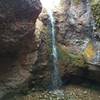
40, 0, 60, 11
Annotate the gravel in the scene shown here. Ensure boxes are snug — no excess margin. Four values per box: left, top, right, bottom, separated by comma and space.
13, 83, 100, 100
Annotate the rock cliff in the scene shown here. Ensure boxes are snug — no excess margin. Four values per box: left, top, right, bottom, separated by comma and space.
0, 0, 42, 99
33, 0, 100, 88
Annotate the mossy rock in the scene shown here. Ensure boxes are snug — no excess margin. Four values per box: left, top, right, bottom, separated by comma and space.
57, 44, 87, 68
92, 1, 100, 30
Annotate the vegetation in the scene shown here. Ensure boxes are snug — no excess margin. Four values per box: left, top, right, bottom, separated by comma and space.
57, 44, 87, 68
92, 1, 100, 30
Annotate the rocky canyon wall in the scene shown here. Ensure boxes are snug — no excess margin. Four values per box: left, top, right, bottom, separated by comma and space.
0, 0, 42, 99
33, 0, 100, 88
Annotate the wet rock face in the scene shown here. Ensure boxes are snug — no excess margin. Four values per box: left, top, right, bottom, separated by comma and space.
0, 0, 42, 99
35, 0, 87, 73
55, 0, 91, 45
34, 0, 100, 86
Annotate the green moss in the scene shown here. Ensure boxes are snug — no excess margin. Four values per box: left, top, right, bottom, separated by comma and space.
92, 1, 100, 30
91, 0, 100, 5
41, 25, 52, 54
57, 44, 87, 68
74, 0, 80, 4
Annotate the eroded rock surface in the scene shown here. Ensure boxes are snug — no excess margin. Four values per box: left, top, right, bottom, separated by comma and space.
0, 0, 42, 99
34, 0, 100, 87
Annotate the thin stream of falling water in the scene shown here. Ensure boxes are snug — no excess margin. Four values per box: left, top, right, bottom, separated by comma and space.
80, 0, 100, 64
48, 10, 62, 89
40, 0, 62, 89
86, 0, 100, 64
92, 41, 100, 65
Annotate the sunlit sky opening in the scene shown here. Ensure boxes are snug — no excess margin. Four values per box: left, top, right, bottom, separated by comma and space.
40, 0, 60, 11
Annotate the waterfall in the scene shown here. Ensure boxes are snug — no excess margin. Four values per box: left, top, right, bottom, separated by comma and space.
80, 0, 100, 64
92, 40, 100, 65
40, 0, 62, 90
48, 10, 62, 89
